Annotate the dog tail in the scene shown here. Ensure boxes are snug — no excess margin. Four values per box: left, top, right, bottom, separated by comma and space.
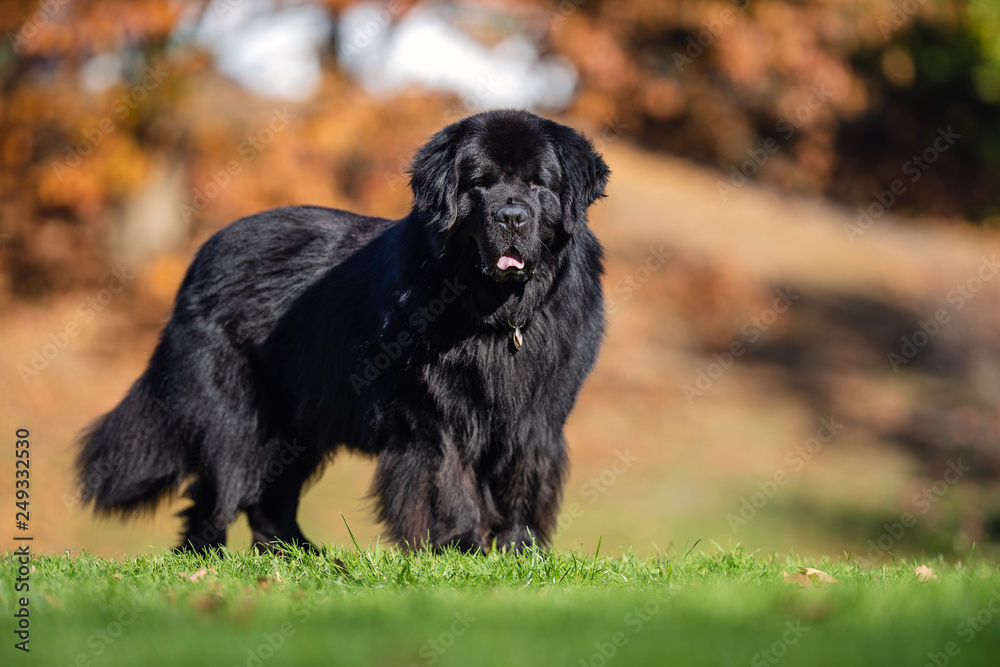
76, 367, 187, 517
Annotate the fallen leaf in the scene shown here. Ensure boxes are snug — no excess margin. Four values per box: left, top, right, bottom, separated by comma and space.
112, 573, 120, 579
800, 567, 839, 584
188, 567, 209, 583
784, 567, 839, 587
915, 565, 937, 582
784, 571, 812, 586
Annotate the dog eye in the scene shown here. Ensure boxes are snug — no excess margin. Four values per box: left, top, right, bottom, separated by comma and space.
474, 176, 490, 188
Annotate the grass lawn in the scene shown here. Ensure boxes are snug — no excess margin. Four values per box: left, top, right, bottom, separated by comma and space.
3, 543, 999, 666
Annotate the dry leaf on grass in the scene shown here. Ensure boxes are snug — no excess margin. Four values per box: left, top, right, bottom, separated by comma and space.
784, 567, 840, 587
783, 571, 811, 586
177, 568, 210, 583
915, 565, 937, 582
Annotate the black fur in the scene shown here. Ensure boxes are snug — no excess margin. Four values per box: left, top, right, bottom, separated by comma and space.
77, 109, 610, 553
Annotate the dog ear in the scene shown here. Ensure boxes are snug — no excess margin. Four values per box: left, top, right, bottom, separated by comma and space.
546, 121, 610, 233
409, 127, 460, 244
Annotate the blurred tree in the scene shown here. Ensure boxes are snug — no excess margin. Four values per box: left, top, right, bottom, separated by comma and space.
1, 0, 999, 305
555, 0, 999, 222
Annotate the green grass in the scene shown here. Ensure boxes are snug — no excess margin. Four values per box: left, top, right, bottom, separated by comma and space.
3, 543, 1000, 666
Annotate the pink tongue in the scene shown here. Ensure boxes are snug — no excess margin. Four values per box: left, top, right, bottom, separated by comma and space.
497, 255, 525, 271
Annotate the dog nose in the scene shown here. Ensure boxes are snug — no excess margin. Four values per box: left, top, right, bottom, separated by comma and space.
494, 204, 528, 230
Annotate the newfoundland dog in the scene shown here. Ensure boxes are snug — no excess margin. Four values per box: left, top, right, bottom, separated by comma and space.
78, 109, 610, 553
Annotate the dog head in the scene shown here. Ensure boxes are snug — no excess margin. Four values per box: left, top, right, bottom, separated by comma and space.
409, 109, 609, 284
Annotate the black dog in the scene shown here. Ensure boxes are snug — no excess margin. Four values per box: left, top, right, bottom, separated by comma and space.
78, 109, 610, 553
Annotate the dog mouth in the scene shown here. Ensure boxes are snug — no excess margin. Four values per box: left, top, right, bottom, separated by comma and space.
482, 249, 532, 282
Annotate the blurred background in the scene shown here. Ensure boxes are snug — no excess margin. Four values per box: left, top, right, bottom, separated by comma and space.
2, 0, 1000, 562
